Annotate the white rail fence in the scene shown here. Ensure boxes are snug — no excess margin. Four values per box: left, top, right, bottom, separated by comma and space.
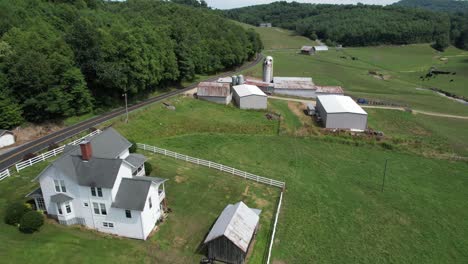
14, 129, 102, 173
137, 143, 285, 189
0, 168, 10, 181
267, 191, 283, 264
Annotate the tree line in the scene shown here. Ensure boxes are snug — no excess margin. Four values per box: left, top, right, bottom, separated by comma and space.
225, 1, 468, 51
0, 0, 262, 128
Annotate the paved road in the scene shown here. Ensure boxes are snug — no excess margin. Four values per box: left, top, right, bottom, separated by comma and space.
0, 55, 264, 171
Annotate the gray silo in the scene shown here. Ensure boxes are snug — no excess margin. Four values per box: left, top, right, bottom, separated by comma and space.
263, 56, 274, 83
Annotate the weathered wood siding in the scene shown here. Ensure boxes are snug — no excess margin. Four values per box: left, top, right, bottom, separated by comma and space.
207, 236, 246, 264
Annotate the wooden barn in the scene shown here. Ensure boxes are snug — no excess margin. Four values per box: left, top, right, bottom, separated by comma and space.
204, 202, 261, 264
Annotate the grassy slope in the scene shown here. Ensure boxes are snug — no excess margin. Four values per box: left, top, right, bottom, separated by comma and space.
367, 109, 468, 156
235, 22, 316, 50
0, 154, 277, 264
143, 134, 468, 264
112, 97, 467, 263
239, 24, 468, 116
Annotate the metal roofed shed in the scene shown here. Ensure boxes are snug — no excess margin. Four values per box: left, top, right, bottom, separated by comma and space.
315, 86, 345, 96
314, 45, 329, 52
316, 95, 368, 131
232, 84, 267, 110
301, 45, 314, 55
204, 202, 261, 264
197, 82, 232, 105
273, 77, 318, 98
0, 129, 15, 148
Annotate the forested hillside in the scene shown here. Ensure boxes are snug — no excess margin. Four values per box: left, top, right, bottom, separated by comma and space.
394, 0, 468, 13
0, 0, 262, 128
226, 2, 467, 50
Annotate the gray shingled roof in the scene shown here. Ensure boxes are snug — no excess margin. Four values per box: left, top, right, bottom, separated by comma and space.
50, 193, 73, 203
125, 154, 147, 172
111, 177, 167, 211
204, 201, 261, 253
71, 156, 123, 188
34, 128, 134, 188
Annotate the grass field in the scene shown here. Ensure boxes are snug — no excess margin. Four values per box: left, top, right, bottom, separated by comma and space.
235, 22, 316, 50
238, 25, 468, 116
0, 151, 278, 264
1, 96, 468, 263
110, 97, 467, 263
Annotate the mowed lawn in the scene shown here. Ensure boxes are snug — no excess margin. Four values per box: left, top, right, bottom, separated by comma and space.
0, 151, 278, 263
143, 134, 468, 264
107, 96, 468, 263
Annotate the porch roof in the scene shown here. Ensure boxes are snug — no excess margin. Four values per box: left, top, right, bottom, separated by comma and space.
50, 193, 74, 203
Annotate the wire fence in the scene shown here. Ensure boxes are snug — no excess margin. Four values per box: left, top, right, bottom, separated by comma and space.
137, 143, 285, 189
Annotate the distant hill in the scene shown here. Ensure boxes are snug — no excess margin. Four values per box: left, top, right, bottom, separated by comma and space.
225, 2, 451, 47
394, 0, 468, 13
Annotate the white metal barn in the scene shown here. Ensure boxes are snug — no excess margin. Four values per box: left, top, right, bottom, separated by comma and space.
0, 130, 15, 148
232, 84, 267, 110
316, 95, 368, 131
197, 82, 232, 105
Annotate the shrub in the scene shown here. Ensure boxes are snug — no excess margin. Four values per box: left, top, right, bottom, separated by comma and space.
4, 201, 32, 225
144, 162, 153, 175
19, 211, 44, 233
381, 142, 394, 150
129, 140, 137, 153
22, 153, 37, 161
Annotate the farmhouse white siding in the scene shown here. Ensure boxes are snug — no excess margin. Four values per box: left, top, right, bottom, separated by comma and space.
316, 95, 368, 131
233, 84, 267, 110
31, 128, 167, 240
0, 131, 15, 148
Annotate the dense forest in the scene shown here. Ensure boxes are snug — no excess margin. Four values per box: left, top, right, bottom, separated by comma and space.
394, 0, 468, 13
0, 0, 262, 128
225, 1, 468, 51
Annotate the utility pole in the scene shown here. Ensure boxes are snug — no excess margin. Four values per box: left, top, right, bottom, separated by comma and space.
123, 92, 129, 123
381, 159, 388, 192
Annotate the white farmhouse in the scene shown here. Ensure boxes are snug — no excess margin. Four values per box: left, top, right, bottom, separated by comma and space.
27, 128, 167, 240
0, 130, 15, 148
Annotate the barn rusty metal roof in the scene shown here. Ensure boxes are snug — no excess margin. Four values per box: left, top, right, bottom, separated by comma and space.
274, 77, 316, 90
197, 82, 231, 97
204, 201, 261, 253
315, 86, 344, 95
301, 46, 313, 51
245, 77, 273, 88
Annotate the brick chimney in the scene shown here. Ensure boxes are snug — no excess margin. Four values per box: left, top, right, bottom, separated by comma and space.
80, 141, 92, 161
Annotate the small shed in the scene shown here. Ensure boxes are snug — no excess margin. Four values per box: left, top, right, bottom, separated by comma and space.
232, 84, 267, 110
315, 86, 345, 96
316, 95, 368, 131
301, 46, 314, 55
204, 202, 261, 264
197, 82, 232, 105
313, 45, 329, 52
259, 23, 272, 27
0, 130, 15, 148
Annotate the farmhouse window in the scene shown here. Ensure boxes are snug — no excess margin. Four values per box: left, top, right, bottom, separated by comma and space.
100, 203, 107, 215
149, 197, 152, 209
93, 203, 100, 214
125, 210, 132, 218
91, 187, 96, 196
65, 202, 72, 214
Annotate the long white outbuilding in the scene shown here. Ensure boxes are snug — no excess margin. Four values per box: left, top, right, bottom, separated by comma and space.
316, 95, 368, 131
